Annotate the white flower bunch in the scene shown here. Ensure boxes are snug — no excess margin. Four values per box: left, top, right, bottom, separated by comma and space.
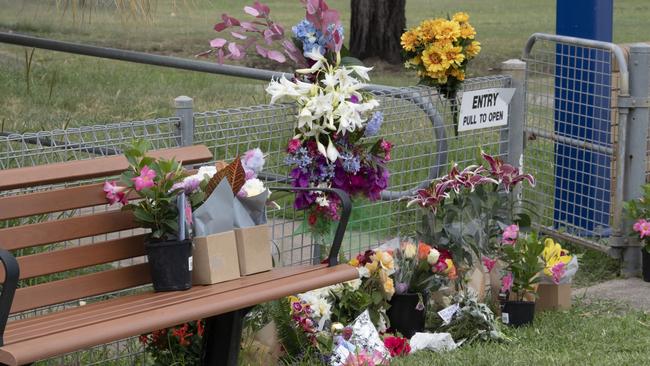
265, 51, 379, 162
298, 290, 333, 331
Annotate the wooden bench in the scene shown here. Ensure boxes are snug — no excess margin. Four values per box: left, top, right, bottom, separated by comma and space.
0, 145, 358, 366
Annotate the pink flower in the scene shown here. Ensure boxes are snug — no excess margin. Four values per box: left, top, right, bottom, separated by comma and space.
344, 350, 388, 366
287, 139, 302, 154
482, 256, 497, 272
132, 166, 156, 191
380, 139, 393, 161
551, 262, 566, 284
502, 224, 519, 245
633, 218, 650, 239
103, 181, 128, 205
501, 272, 514, 293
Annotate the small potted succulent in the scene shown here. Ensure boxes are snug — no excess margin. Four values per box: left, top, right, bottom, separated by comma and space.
104, 140, 198, 291
497, 225, 544, 326
387, 240, 456, 338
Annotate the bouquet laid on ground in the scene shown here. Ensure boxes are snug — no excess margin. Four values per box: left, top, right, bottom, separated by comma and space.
496, 226, 545, 301
408, 151, 535, 281
401, 12, 481, 97
392, 240, 456, 297
539, 238, 578, 285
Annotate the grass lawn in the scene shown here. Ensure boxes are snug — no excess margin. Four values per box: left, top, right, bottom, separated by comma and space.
394, 300, 650, 365
0, 0, 648, 132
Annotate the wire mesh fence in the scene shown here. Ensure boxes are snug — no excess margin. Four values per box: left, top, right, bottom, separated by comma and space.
523, 36, 619, 249
0, 75, 512, 364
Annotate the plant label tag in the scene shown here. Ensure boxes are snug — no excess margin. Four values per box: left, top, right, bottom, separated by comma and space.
188, 256, 193, 271
501, 312, 510, 324
458, 87, 515, 132
438, 303, 460, 325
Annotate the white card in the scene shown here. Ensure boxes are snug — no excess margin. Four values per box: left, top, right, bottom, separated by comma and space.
437, 303, 460, 325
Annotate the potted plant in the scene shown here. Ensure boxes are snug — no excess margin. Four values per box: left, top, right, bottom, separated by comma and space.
497, 226, 544, 326
387, 240, 456, 338
624, 186, 650, 282
104, 140, 198, 291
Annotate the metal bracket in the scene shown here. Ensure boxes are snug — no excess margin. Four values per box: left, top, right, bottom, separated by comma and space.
618, 96, 650, 108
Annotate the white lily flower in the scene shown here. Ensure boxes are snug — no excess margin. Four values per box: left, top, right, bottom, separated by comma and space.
326, 138, 339, 162
317, 139, 327, 158
350, 65, 374, 81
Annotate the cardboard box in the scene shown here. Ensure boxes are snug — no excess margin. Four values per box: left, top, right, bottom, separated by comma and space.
536, 283, 571, 312
234, 224, 273, 275
192, 231, 241, 285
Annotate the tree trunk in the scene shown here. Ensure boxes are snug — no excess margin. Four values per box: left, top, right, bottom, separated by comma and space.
349, 0, 406, 64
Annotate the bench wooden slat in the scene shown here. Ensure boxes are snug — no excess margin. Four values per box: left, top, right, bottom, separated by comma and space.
0, 145, 212, 191
0, 235, 146, 282
0, 210, 137, 251
10, 263, 151, 314
0, 183, 138, 221
8, 265, 329, 340
0, 264, 358, 366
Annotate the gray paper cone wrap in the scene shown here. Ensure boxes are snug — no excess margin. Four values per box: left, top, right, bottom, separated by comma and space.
193, 180, 235, 236
233, 189, 269, 227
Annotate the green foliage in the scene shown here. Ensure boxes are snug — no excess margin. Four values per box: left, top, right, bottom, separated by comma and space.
500, 231, 545, 300
328, 283, 371, 326
623, 184, 650, 252
268, 298, 313, 359
140, 321, 204, 366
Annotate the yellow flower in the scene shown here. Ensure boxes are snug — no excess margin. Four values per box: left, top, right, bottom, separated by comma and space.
427, 70, 448, 84
372, 250, 394, 271
542, 238, 572, 276
365, 259, 379, 273
460, 23, 476, 39
348, 258, 359, 267
452, 12, 470, 23
380, 271, 395, 299
419, 18, 444, 43
466, 41, 481, 58
449, 67, 466, 81
443, 44, 465, 67
403, 243, 417, 259
434, 20, 461, 42
401, 30, 420, 52
422, 44, 450, 74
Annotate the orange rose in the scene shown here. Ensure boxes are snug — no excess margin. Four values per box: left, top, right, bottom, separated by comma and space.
418, 242, 432, 260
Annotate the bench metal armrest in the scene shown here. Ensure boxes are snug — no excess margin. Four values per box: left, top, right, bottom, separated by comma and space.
270, 187, 351, 267
0, 249, 18, 346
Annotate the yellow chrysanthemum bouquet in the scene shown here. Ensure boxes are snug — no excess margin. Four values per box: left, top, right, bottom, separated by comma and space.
401, 12, 480, 95
401, 12, 481, 134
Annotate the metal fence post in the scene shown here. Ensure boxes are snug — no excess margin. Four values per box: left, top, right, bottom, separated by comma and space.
501, 59, 526, 168
621, 44, 650, 277
175, 96, 194, 147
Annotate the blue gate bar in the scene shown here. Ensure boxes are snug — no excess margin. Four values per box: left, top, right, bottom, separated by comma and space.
554, 0, 613, 235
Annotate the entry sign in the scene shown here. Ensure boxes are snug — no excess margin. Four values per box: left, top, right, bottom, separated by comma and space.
458, 88, 515, 132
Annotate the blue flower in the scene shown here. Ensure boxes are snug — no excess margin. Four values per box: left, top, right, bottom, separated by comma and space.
340, 152, 361, 174
364, 111, 384, 137
292, 19, 327, 56
285, 147, 313, 169
319, 163, 336, 181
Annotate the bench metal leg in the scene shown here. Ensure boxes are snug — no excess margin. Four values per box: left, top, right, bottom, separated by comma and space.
201, 307, 252, 366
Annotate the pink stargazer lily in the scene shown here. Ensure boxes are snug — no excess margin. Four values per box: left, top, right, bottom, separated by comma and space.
103, 181, 128, 205
502, 224, 519, 245
481, 150, 535, 192
482, 256, 497, 272
501, 272, 514, 293
132, 166, 156, 191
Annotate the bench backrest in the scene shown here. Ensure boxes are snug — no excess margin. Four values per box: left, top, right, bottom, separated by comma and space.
0, 146, 213, 315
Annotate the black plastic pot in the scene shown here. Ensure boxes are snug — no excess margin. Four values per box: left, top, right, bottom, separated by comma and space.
501, 301, 535, 327
643, 249, 650, 282
387, 293, 427, 338
145, 239, 193, 292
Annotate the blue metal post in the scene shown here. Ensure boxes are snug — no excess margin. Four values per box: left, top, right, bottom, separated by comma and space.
554, 0, 613, 235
